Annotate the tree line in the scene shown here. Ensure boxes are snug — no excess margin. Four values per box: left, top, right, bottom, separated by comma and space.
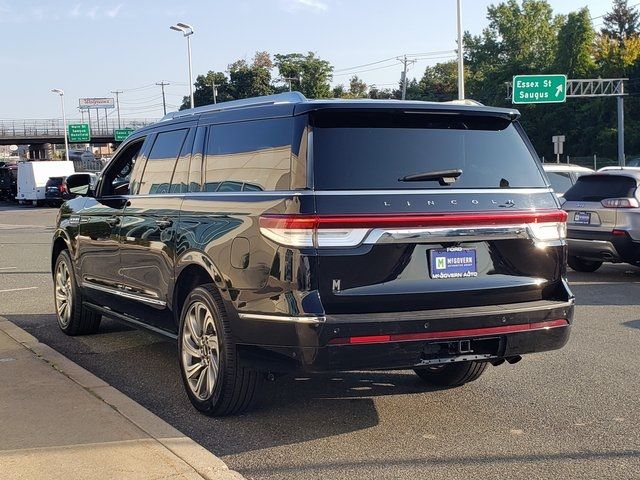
181, 0, 640, 160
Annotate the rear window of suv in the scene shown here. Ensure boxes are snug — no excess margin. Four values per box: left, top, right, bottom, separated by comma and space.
311, 110, 546, 190
564, 175, 637, 201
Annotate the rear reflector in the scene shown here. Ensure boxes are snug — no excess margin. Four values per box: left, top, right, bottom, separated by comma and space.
327, 319, 569, 345
612, 229, 629, 236
259, 210, 567, 248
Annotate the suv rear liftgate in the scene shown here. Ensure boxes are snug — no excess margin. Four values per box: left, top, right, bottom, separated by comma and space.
256, 108, 573, 371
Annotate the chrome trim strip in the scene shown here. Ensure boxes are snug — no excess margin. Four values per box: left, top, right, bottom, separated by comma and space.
82, 281, 167, 307
363, 225, 530, 244
176, 188, 553, 197
238, 313, 326, 324
312, 188, 553, 195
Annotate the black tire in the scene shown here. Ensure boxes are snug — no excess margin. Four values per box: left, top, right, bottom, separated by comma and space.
53, 250, 101, 335
178, 284, 262, 416
568, 256, 603, 273
414, 361, 488, 388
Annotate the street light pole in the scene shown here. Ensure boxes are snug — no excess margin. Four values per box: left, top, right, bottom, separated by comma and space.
456, 0, 465, 100
170, 23, 195, 109
51, 89, 69, 161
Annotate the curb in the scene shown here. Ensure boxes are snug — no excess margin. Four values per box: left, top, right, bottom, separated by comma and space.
0, 317, 244, 480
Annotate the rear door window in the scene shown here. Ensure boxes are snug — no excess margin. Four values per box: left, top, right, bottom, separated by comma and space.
564, 175, 637, 201
138, 129, 188, 195
204, 118, 293, 192
311, 110, 546, 190
546, 171, 573, 194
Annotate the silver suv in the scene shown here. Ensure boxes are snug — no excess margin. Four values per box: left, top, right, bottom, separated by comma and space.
562, 168, 640, 272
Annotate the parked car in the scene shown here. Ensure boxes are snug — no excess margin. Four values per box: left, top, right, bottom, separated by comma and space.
0, 162, 18, 201
542, 163, 594, 197
51, 92, 573, 416
562, 168, 640, 272
45, 176, 68, 206
17, 161, 75, 206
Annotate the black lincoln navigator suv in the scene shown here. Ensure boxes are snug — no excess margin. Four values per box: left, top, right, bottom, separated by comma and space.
52, 92, 573, 415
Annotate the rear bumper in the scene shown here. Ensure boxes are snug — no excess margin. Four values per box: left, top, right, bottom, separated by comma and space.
568, 229, 640, 264
236, 298, 574, 372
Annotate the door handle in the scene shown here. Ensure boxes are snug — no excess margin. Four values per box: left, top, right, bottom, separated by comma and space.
155, 218, 173, 230
106, 216, 120, 227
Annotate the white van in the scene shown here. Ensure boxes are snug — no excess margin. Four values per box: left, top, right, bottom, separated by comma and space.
17, 161, 76, 205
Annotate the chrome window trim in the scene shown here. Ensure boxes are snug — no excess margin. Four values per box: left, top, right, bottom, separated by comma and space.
82, 281, 167, 307
238, 313, 326, 324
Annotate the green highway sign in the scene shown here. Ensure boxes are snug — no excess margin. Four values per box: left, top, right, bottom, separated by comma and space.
114, 128, 134, 142
512, 74, 567, 104
68, 123, 91, 143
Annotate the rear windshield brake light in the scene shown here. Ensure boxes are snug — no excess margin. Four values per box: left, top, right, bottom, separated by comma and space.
259, 210, 567, 247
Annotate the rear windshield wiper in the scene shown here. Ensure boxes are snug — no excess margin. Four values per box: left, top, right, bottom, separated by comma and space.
398, 169, 462, 186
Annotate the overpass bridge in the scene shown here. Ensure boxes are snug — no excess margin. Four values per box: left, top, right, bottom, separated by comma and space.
0, 118, 156, 147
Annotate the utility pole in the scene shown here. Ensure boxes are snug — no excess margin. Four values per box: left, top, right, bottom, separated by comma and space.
397, 55, 417, 100
111, 90, 122, 128
156, 81, 170, 115
456, 0, 465, 100
211, 81, 218, 104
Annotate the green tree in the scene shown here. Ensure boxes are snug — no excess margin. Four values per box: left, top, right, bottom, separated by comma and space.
274, 52, 333, 98
179, 71, 232, 110
348, 75, 368, 98
555, 8, 596, 77
418, 61, 459, 101
601, 0, 640, 41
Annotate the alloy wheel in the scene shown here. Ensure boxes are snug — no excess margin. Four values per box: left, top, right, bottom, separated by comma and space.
181, 301, 220, 400
55, 260, 72, 328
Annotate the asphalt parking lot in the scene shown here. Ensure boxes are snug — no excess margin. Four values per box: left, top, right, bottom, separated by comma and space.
1, 202, 639, 480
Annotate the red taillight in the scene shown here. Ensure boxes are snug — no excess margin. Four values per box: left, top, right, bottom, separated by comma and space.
601, 198, 639, 208
612, 229, 629, 236
327, 319, 569, 345
258, 210, 567, 248
58, 184, 66, 193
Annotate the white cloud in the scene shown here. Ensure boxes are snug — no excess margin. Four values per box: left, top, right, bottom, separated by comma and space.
106, 3, 123, 18
281, 0, 328, 13
69, 3, 81, 17
86, 5, 97, 19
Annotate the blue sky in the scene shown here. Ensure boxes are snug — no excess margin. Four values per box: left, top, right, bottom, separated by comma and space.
0, 0, 614, 119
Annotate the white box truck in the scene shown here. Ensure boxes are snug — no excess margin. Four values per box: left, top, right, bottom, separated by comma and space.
17, 161, 76, 205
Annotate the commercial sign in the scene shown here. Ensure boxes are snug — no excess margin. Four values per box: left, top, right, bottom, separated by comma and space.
79, 97, 115, 109
114, 128, 135, 142
68, 124, 91, 143
512, 74, 567, 104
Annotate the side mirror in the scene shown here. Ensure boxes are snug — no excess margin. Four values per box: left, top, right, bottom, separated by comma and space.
64, 173, 95, 198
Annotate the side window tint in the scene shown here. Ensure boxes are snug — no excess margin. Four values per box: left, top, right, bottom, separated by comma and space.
170, 129, 195, 193
138, 129, 188, 195
204, 118, 293, 192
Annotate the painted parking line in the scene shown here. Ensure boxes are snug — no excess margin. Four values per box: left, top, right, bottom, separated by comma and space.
0, 267, 18, 271
0, 287, 39, 293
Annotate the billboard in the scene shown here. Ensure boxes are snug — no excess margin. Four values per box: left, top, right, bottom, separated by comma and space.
79, 97, 115, 109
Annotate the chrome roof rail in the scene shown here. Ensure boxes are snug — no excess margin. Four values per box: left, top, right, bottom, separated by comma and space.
160, 91, 307, 121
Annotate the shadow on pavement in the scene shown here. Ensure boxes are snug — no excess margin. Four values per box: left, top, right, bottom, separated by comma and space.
622, 319, 640, 330
239, 449, 640, 478
3, 313, 442, 456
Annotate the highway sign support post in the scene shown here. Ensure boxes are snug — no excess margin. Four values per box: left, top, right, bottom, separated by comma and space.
507, 77, 627, 166
552, 135, 565, 163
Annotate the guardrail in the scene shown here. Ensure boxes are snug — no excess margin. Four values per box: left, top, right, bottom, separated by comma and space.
0, 118, 157, 139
